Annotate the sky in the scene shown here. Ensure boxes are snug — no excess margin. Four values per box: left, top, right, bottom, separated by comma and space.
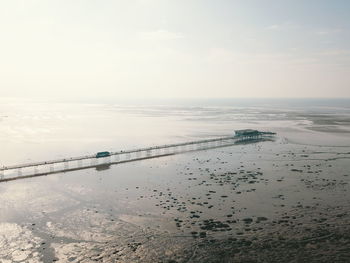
0, 0, 350, 100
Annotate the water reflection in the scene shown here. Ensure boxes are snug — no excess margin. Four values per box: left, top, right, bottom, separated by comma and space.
95, 164, 111, 171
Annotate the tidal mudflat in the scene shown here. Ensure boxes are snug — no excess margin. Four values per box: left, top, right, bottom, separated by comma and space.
0, 100, 349, 262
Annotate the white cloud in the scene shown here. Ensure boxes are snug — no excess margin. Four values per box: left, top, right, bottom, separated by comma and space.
138, 30, 184, 41
315, 28, 343, 36
265, 24, 282, 31
265, 23, 299, 31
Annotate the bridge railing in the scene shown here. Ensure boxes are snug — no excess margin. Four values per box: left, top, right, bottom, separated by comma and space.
0, 132, 276, 182
0, 136, 236, 172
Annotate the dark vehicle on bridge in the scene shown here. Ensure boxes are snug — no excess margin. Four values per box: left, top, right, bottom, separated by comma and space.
95, 151, 111, 158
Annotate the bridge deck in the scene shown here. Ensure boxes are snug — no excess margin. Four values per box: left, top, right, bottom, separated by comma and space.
1, 136, 237, 171
0, 132, 275, 182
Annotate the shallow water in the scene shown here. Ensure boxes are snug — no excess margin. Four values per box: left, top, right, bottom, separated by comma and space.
0, 99, 350, 262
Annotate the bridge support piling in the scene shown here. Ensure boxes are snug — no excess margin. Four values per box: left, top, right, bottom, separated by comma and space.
0, 135, 272, 181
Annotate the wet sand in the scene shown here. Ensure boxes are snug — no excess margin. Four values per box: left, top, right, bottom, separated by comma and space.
0, 101, 350, 262
1, 138, 349, 262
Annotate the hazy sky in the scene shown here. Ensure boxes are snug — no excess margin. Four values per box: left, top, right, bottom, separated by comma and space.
1, 0, 350, 99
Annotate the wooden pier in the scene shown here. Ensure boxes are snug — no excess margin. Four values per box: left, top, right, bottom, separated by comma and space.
0, 130, 275, 182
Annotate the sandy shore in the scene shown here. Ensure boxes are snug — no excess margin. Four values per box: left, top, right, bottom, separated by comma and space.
0, 136, 349, 262
1, 101, 350, 262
